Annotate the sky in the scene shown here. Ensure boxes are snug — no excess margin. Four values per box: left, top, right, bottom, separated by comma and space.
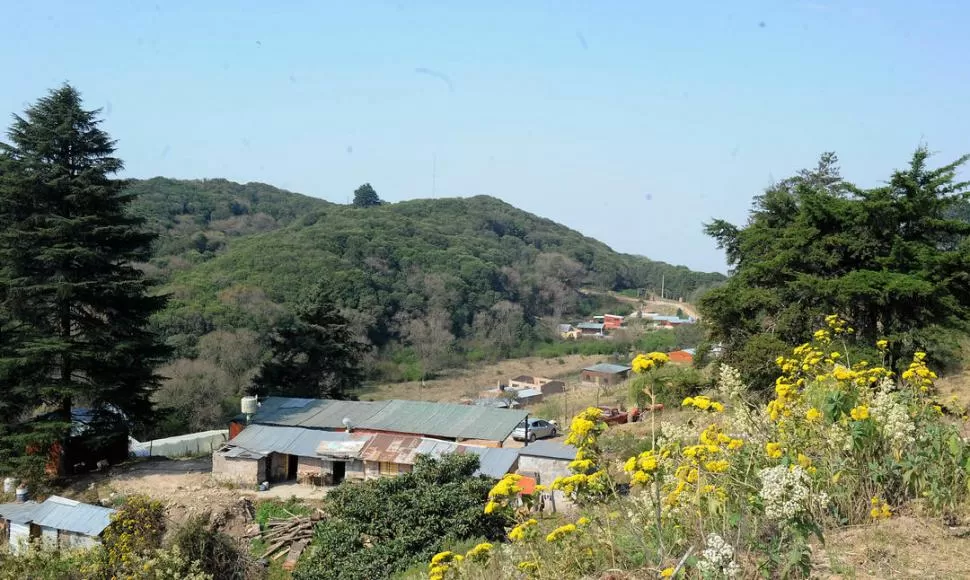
2, 1, 969, 273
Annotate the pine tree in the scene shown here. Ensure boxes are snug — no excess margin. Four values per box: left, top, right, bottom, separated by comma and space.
251, 285, 364, 399
0, 85, 170, 476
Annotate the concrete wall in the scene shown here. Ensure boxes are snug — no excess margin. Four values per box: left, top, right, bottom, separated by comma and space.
517, 456, 574, 512
58, 529, 99, 549
212, 453, 265, 486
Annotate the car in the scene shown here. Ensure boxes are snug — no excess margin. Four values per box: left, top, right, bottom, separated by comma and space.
512, 418, 558, 442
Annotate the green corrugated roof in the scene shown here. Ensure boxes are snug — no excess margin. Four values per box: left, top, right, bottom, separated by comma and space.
250, 397, 527, 442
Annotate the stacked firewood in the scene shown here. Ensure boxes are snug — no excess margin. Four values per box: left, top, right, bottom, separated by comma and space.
247, 510, 323, 570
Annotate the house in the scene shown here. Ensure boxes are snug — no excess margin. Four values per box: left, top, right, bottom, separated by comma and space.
213, 425, 520, 487
576, 322, 606, 337
212, 424, 353, 486
602, 314, 624, 329
216, 397, 528, 486
317, 434, 520, 482
516, 441, 578, 512
667, 349, 695, 365
580, 363, 632, 386
477, 386, 545, 408
507, 376, 566, 396
0, 496, 115, 553
229, 397, 527, 447
558, 324, 580, 340
646, 314, 696, 328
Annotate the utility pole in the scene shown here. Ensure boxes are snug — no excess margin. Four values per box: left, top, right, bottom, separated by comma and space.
661, 275, 665, 300
432, 153, 437, 199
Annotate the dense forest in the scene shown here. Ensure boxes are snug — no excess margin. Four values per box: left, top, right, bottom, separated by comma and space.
123, 176, 719, 380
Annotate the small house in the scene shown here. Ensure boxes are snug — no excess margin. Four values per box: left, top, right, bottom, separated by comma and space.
558, 324, 580, 340
580, 363, 632, 386
0, 496, 115, 553
517, 441, 578, 512
602, 314, 624, 329
576, 322, 606, 337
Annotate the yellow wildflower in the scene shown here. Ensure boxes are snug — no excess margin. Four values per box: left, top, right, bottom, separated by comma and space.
704, 459, 730, 473
661, 567, 675, 577
465, 542, 493, 561
850, 405, 870, 421
876, 339, 888, 351
765, 442, 783, 459
805, 407, 823, 422
727, 438, 744, 450
545, 523, 578, 542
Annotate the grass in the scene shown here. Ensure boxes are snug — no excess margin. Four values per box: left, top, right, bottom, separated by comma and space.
254, 497, 312, 528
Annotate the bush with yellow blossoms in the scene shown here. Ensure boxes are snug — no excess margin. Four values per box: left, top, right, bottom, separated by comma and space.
426, 316, 970, 579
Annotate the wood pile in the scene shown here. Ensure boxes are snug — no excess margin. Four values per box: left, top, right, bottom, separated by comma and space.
246, 510, 323, 570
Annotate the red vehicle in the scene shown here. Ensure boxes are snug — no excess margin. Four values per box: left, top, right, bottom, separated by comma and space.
596, 406, 629, 425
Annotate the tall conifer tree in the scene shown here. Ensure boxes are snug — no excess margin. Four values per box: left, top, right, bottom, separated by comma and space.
0, 85, 169, 475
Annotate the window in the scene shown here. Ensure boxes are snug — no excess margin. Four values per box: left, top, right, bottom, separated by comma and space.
380, 461, 399, 475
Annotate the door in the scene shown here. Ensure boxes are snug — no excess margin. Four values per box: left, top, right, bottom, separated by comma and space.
332, 461, 346, 484
286, 455, 298, 480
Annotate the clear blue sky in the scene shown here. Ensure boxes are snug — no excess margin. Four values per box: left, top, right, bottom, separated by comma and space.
3, 1, 968, 273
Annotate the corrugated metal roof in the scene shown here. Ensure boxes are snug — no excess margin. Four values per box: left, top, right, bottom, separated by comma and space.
252, 397, 526, 442
228, 424, 352, 457
576, 322, 605, 330
518, 441, 577, 461
516, 388, 542, 399
583, 363, 632, 374
1, 497, 116, 537
0, 501, 41, 524
461, 446, 519, 479
351, 435, 518, 478
366, 400, 527, 441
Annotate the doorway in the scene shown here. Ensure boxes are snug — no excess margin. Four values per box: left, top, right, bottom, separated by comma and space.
332, 461, 346, 484
287, 455, 298, 480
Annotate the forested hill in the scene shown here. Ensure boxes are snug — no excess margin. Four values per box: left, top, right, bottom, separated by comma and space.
128, 177, 723, 368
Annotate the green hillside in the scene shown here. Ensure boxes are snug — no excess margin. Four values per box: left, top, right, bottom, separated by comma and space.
127, 178, 723, 375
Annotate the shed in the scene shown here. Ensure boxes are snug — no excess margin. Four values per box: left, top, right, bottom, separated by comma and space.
212, 424, 353, 486
0, 496, 115, 552
516, 441, 578, 512
667, 350, 695, 364
580, 363, 632, 386
576, 322, 606, 336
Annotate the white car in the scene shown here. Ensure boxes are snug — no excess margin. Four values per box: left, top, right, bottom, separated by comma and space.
512, 418, 558, 442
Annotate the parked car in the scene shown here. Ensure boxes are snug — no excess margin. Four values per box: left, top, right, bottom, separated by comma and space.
512, 418, 558, 442
596, 406, 629, 425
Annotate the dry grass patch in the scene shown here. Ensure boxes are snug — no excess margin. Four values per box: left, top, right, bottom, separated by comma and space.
815, 516, 970, 579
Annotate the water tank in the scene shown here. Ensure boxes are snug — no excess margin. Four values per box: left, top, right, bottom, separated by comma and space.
15, 483, 28, 503
241, 396, 258, 415
3, 477, 16, 494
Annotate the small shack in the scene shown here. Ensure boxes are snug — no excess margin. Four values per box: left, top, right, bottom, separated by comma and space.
212, 424, 353, 486
516, 441, 578, 512
667, 349, 695, 365
580, 363, 632, 386
576, 322, 606, 337
0, 496, 115, 553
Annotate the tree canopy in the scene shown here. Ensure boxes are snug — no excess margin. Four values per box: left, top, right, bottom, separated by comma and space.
0, 85, 169, 475
250, 284, 364, 399
352, 183, 383, 207
701, 148, 970, 387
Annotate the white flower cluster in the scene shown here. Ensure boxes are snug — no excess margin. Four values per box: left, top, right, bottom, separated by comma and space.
717, 364, 747, 400
825, 422, 853, 452
870, 379, 916, 454
758, 465, 811, 521
696, 533, 741, 578
657, 421, 697, 445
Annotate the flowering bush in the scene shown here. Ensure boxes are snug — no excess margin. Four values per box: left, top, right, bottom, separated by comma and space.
426, 316, 970, 578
